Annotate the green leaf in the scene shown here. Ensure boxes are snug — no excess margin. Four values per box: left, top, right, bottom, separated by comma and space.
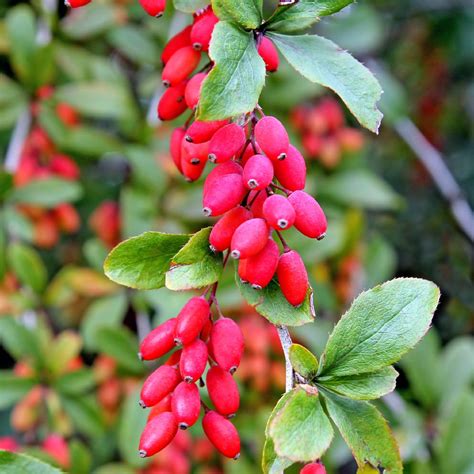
61, 394, 105, 438
268, 384, 333, 462
0, 370, 36, 409
81, 292, 128, 351
268, 33, 383, 133
104, 232, 190, 290
197, 22, 265, 121
212, 0, 262, 29
120, 186, 157, 239
7, 242, 47, 293
165, 227, 223, 291
323, 390, 402, 472
0, 317, 41, 363
173, 0, 209, 13
318, 366, 398, 400
319, 278, 440, 378
45, 330, 82, 376
236, 277, 314, 326
94, 327, 144, 375
62, 126, 123, 157
54, 369, 96, 396
267, 0, 353, 34
0, 74, 27, 129
107, 26, 159, 65
69, 439, 92, 474
0, 451, 62, 474
7, 178, 82, 208
261, 437, 293, 474
289, 344, 319, 379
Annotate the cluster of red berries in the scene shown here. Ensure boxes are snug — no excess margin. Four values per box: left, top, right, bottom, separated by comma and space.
291, 98, 364, 168
137, 296, 244, 460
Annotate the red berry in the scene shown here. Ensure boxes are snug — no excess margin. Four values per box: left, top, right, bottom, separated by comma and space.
65, 0, 92, 8
158, 82, 187, 121
263, 194, 295, 230
175, 297, 210, 346
277, 250, 309, 306
209, 206, 252, 252
162, 47, 201, 87
148, 395, 173, 421
185, 72, 206, 109
53, 203, 80, 233
181, 140, 210, 166
49, 154, 80, 180
138, 0, 166, 17
248, 189, 267, 218
209, 318, 244, 373
237, 258, 249, 283
140, 365, 180, 408
162, 26, 192, 64
241, 140, 260, 166
200, 318, 213, 342
181, 155, 207, 182
206, 366, 239, 417
170, 127, 186, 173
240, 238, 279, 289
254, 116, 289, 161
202, 411, 240, 459
258, 37, 279, 72
243, 154, 274, 190
139, 318, 177, 361
230, 218, 269, 259
180, 339, 208, 382
300, 462, 327, 474
185, 119, 228, 144
208, 123, 246, 163
165, 349, 182, 367
202, 173, 246, 217
56, 103, 79, 127
273, 144, 306, 191
203, 161, 242, 194
288, 191, 327, 239
171, 382, 201, 429
190, 11, 219, 52
139, 412, 178, 457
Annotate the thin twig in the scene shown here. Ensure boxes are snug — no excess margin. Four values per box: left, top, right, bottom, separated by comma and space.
276, 326, 293, 392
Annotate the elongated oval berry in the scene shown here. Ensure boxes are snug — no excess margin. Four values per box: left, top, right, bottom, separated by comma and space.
273, 144, 306, 191
171, 382, 201, 429
180, 339, 208, 382
230, 218, 269, 260
162, 25, 192, 64
248, 189, 267, 218
190, 11, 219, 51
49, 154, 80, 180
140, 365, 180, 408
165, 349, 182, 367
139, 318, 177, 361
185, 72, 206, 109
263, 194, 295, 230
277, 250, 309, 306
202, 173, 246, 217
181, 140, 209, 166
243, 154, 274, 190
209, 318, 244, 373
288, 191, 327, 239
202, 411, 240, 459
254, 116, 289, 161
185, 119, 228, 143
175, 296, 210, 346
238, 258, 249, 283
203, 161, 242, 194
65, 0, 92, 8
208, 123, 246, 163
206, 366, 240, 417
170, 127, 186, 173
300, 462, 327, 474
162, 47, 201, 87
148, 395, 172, 421
181, 155, 206, 182
241, 238, 279, 289
158, 83, 187, 121
209, 206, 252, 252
258, 37, 279, 72
138, 0, 166, 17
139, 412, 178, 457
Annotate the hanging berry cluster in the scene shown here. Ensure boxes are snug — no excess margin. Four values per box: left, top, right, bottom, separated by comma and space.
138, 297, 243, 460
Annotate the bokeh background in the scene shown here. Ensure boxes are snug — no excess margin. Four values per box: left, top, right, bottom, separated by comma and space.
0, 0, 473, 473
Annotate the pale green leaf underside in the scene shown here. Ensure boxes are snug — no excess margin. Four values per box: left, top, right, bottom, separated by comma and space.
173, 0, 209, 13
289, 344, 319, 379
319, 278, 440, 377
268, 33, 383, 133
197, 22, 266, 120
0, 451, 63, 474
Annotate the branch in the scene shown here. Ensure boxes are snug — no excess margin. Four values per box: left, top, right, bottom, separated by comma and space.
276, 325, 293, 392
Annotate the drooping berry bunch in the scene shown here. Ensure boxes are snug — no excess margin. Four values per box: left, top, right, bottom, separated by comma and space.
137, 296, 244, 460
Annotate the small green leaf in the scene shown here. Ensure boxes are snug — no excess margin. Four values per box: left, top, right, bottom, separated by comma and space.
237, 276, 315, 326
318, 366, 398, 400
173, 0, 208, 13
7, 243, 47, 294
0, 451, 63, 474
0, 370, 36, 409
0, 74, 27, 129
212, 0, 262, 29
104, 232, 190, 290
267, 0, 353, 34
261, 437, 293, 474
61, 394, 105, 438
7, 178, 83, 208
319, 278, 440, 378
197, 22, 265, 121
107, 26, 159, 65
62, 126, 123, 157
322, 390, 402, 473
69, 439, 92, 474
269, 384, 333, 462
268, 33, 383, 133
165, 227, 223, 291
54, 369, 96, 396
45, 331, 82, 376
289, 344, 319, 379
0, 317, 41, 364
